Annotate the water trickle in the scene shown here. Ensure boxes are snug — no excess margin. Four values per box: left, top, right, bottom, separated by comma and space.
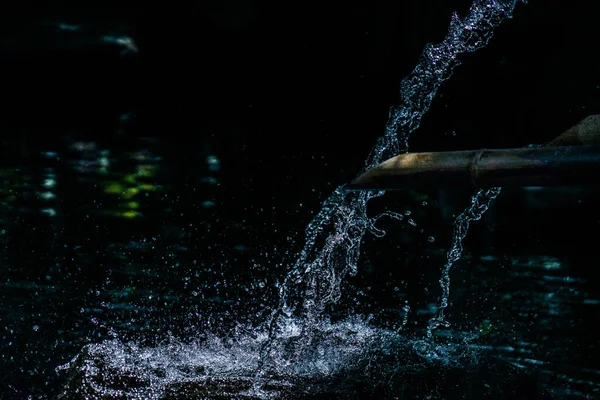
427, 187, 502, 338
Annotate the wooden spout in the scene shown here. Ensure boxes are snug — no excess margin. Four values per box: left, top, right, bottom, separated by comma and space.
346, 115, 600, 191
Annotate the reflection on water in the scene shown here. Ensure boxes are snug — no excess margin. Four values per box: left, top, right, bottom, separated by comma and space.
1, 129, 598, 398
470, 256, 600, 398
67, 137, 162, 219
0, 132, 239, 397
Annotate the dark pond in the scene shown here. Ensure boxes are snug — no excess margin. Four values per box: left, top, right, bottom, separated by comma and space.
1, 0, 600, 399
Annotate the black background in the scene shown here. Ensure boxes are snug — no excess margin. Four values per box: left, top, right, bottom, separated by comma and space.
2, 0, 599, 195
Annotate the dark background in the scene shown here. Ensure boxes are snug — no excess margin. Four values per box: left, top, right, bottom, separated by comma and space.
2, 0, 598, 271
2, 2, 599, 143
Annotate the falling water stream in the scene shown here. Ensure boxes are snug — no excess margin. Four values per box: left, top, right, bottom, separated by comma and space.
52, 0, 571, 399
254, 0, 519, 383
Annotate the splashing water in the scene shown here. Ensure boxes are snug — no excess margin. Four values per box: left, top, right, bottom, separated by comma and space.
56, 1, 528, 398
59, 315, 490, 400
257, 0, 525, 379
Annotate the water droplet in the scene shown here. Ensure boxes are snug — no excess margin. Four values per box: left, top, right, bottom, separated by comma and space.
281, 304, 294, 317
428, 236, 435, 242
32, 325, 40, 332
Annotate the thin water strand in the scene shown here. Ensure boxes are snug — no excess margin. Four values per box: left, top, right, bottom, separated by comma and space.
427, 186, 502, 338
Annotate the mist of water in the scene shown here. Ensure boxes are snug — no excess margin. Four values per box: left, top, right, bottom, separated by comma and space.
426, 186, 502, 337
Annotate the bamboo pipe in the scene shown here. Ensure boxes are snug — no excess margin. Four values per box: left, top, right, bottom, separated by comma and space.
346, 115, 600, 190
